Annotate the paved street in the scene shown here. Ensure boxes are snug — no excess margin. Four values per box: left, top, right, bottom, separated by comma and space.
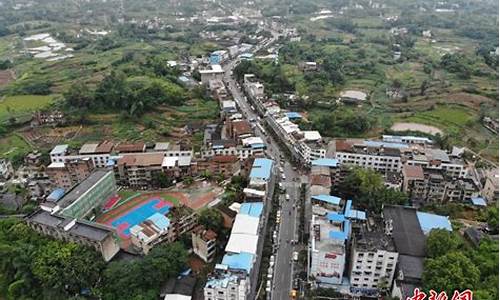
222, 30, 303, 300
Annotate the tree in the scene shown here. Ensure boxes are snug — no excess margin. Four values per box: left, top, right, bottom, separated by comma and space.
422, 252, 480, 296
32, 241, 105, 295
100, 243, 187, 300
64, 82, 94, 109
151, 172, 172, 188
484, 206, 499, 234
197, 208, 224, 234
95, 71, 131, 109
426, 229, 463, 258
340, 167, 407, 213
420, 79, 429, 96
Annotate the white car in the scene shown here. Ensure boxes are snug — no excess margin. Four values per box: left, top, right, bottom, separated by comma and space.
281, 173, 286, 180
285, 194, 290, 201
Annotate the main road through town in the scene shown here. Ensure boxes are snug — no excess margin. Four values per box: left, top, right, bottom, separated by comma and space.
222, 32, 302, 300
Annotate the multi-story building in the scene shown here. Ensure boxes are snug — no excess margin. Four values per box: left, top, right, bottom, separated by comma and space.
310, 212, 349, 286
192, 225, 218, 262
193, 155, 240, 178
205, 201, 265, 300
130, 205, 197, 254
243, 74, 265, 101
266, 113, 327, 164
49, 141, 193, 170
402, 165, 479, 205
130, 212, 171, 254
383, 205, 452, 300
209, 79, 231, 102
328, 139, 406, 174
47, 158, 95, 189
46, 170, 116, 219
248, 158, 274, 192
227, 120, 253, 141
200, 65, 225, 84
204, 267, 249, 300
25, 209, 120, 261
349, 223, 398, 297
328, 138, 467, 179
114, 153, 165, 188
382, 135, 432, 146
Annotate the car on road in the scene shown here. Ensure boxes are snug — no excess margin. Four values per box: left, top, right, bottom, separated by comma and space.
292, 251, 299, 261
285, 194, 290, 201
281, 173, 286, 180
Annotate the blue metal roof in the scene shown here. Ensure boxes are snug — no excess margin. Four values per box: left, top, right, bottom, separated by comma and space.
346, 209, 367, 221
250, 143, 266, 149
239, 202, 264, 218
416, 211, 452, 234
148, 213, 170, 230
344, 200, 352, 217
327, 212, 345, 222
50, 144, 68, 155
328, 219, 350, 241
311, 158, 339, 167
312, 195, 341, 206
470, 197, 487, 207
47, 188, 65, 202
364, 140, 409, 149
249, 158, 273, 180
239, 53, 254, 59
222, 252, 254, 273
286, 112, 302, 119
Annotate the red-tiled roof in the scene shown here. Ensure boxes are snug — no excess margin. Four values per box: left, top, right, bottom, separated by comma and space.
232, 120, 252, 135
403, 165, 424, 179
212, 155, 239, 163
114, 142, 146, 153
118, 153, 164, 167
95, 140, 114, 153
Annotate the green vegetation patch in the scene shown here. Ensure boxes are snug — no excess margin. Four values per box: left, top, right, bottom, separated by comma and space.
0, 94, 56, 122
0, 134, 32, 160
400, 104, 475, 131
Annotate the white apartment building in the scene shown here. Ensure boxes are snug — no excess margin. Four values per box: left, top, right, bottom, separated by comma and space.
204, 267, 248, 300
310, 213, 348, 286
243, 74, 265, 100
334, 152, 402, 173
349, 248, 398, 290
200, 64, 225, 84
201, 146, 263, 160
349, 225, 398, 295
49, 142, 193, 169
329, 139, 467, 178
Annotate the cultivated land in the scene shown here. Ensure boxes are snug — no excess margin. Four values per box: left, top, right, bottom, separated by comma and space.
0, 94, 56, 122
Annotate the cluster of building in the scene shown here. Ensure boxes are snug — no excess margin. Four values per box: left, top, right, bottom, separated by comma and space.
26, 168, 200, 259
204, 158, 274, 300
307, 158, 453, 298
46, 139, 249, 190
325, 136, 498, 206
240, 73, 326, 164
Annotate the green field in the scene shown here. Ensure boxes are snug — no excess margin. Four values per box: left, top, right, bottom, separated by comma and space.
0, 134, 32, 160
0, 94, 57, 122
400, 104, 475, 132
116, 190, 181, 207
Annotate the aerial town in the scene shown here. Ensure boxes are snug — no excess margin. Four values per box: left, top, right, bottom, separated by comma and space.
0, 0, 498, 300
